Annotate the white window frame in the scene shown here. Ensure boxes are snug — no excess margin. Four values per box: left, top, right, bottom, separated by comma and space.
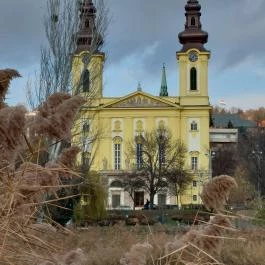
114, 143, 121, 170
191, 156, 198, 170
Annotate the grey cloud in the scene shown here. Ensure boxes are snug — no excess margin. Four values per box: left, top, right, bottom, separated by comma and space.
106, 0, 265, 73
0, 0, 45, 68
1, 0, 265, 75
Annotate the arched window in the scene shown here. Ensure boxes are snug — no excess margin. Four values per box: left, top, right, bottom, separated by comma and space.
82, 69, 90, 92
110, 180, 123, 188
190, 67, 197, 91
191, 17, 196, 26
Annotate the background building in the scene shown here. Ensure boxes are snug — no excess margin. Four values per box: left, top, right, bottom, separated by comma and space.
72, 0, 211, 209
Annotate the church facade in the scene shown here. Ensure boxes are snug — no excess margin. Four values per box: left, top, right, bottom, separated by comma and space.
72, 0, 211, 209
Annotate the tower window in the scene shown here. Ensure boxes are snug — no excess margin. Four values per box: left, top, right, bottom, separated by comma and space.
190, 67, 197, 91
191, 17, 196, 26
85, 19, 89, 28
82, 69, 90, 92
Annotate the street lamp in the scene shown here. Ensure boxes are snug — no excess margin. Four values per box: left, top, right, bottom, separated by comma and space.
205, 149, 215, 179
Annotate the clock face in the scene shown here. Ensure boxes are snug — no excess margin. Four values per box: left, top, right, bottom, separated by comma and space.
189, 51, 198, 62
82, 54, 90, 65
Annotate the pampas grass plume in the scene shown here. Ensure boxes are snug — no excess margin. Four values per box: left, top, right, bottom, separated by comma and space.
0, 105, 27, 168
61, 248, 86, 265
57, 146, 80, 168
120, 242, 153, 265
200, 175, 237, 211
32, 93, 85, 140
184, 215, 231, 256
0, 69, 21, 103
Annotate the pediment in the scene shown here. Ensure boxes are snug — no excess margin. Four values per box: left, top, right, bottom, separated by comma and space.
102, 92, 178, 109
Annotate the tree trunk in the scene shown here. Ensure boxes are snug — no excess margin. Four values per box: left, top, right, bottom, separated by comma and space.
150, 192, 155, 209
176, 193, 179, 209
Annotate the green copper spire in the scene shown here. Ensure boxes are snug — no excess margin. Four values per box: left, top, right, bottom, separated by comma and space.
160, 63, 168, 96
137, 82, 142, 91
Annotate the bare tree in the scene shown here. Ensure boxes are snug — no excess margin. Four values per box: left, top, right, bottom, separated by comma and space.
27, 0, 110, 109
121, 172, 145, 210
167, 168, 193, 208
212, 147, 238, 177
238, 128, 265, 197
126, 127, 189, 208
26, 0, 109, 160
25, 0, 110, 223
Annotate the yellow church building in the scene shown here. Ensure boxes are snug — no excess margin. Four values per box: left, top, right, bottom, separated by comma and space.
72, 0, 211, 209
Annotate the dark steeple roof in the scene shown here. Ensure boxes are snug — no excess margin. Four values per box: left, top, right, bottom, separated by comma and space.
178, 0, 208, 52
76, 0, 103, 54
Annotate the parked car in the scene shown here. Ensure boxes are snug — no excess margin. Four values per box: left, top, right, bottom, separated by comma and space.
142, 204, 159, 210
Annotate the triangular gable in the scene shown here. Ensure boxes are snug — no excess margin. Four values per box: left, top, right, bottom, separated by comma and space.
101, 91, 179, 109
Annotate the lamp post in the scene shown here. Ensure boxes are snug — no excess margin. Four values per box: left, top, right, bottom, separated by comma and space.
205, 149, 215, 180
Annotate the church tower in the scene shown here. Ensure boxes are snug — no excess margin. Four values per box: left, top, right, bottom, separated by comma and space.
177, 0, 210, 106
72, 0, 105, 98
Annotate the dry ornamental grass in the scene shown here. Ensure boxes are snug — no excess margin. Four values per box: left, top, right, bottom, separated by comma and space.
0, 68, 264, 265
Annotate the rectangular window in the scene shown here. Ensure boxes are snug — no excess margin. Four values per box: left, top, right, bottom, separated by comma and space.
114, 143, 121, 170
112, 194, 121, 208
158, 194, 167, 206
134, 191, 144, 207
193, 195, 197, 202
136, 143, 143, 169
191, 157, 198, 170
193, 181, 197, 187
159, 143, 165, 166
191, 121, 198, 131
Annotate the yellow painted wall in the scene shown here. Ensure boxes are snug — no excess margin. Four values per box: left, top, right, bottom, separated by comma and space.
72, 47, 211, 207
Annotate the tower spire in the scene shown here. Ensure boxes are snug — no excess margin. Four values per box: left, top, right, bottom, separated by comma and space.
160, 64, 168, 97
178, 0, 208, 52
137, 82, 142, 91
76, 0, 103, 54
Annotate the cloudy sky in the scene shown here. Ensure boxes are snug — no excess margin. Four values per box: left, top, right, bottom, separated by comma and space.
1, 0, 265, 110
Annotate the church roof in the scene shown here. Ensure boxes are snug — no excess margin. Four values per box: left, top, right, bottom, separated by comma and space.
99, 91, 180, 109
